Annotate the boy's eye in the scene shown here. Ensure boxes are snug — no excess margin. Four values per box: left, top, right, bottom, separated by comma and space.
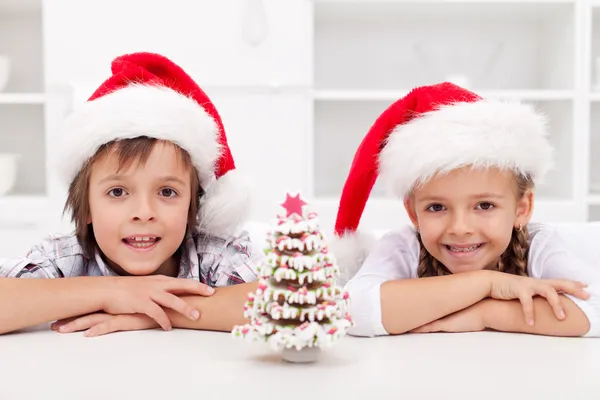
426, 204, 445, 212
477, 202, 494, 211
159, 188, 178, 198
108, 188, 127, 198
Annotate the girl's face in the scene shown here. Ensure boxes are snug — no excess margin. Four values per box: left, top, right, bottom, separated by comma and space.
87, 142, 192, 277
405, 167, 533, 274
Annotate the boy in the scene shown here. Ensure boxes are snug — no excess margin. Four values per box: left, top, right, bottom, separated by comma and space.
0, 52, 262, 337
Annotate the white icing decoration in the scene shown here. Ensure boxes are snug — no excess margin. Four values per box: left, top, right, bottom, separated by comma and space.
268, 232, 325, 253
272, 212, 321, 235
265, 251, 335, 273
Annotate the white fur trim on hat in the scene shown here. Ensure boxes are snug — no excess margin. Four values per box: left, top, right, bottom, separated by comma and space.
58, 84, 221, 188
197, 169, 252, 238
329, 230, 377, 286
379, 99, 554, 197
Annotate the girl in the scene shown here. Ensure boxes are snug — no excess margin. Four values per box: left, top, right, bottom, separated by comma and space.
0, 52, 262, 336
331, 82, 600, 338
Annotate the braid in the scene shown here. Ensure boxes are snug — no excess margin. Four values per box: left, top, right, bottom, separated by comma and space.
497, 225, 530, 276
415, 225, 530, 277
417, 233, 452, 278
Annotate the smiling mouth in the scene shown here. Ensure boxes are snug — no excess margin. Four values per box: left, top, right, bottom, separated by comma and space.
123, 237, 161, 249
445, 244, 482, 253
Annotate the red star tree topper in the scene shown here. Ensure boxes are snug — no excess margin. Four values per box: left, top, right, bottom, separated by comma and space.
281, 193, 307, 218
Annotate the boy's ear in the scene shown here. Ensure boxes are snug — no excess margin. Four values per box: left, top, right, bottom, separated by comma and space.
403, 197, 419, 229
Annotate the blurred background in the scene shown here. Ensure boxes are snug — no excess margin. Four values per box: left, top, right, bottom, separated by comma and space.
0, 0, 599, 256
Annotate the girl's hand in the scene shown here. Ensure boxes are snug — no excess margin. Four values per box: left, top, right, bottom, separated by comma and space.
98, 275, 214, 331
410, 303, 486, 333
488, 272, 589, 326
52, 313, 159, 337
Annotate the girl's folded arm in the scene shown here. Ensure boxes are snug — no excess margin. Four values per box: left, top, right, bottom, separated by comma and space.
525, 231, 600, 337
345, 229, 494, 337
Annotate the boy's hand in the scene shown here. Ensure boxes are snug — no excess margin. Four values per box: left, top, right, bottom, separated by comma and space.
52, 313, 158, 337
98, 275, 214, 331
410, 302, 486, 333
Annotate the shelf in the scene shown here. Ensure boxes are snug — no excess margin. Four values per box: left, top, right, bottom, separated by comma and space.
0, 93, 45, 104
0, 0, 40, 13
0, 195, 49, 227
315, 1, 574, 91
313, 90, 574, 102
0, 104, 46, 195
589, 205, 600, 222
589, 195, 600, 205
0, 5, 44, 93
590, 103, 600, 200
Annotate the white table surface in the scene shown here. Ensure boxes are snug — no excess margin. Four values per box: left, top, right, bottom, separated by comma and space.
1, 326, 599, 400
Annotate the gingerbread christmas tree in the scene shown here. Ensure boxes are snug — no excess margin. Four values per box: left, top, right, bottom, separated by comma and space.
232, 193, 353, 362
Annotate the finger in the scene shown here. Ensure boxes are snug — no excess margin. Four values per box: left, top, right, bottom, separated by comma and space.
51, 317, 78, 331
519, 292, 535, 326
151, 292, 200, 321
549, 280, 590, 300
140, 302, 172, 331
538, 287, 565, 320
59, 313, 112, 333
84, 318, 122, 337
162, 278, 215, 296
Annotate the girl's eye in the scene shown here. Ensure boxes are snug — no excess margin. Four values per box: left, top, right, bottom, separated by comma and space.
477, 202, 495, 211
427, 204, 445, 212
160, 188, 178, 198
108, 188, 127, 198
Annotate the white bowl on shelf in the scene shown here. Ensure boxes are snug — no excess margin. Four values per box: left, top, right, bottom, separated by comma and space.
0, 55, 10, 93
0, 153, 20, 196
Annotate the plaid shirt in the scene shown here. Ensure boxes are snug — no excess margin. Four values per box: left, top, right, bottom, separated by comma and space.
0, 230, 261, 287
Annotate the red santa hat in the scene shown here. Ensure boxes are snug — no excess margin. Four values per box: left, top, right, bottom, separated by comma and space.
58, 52, 250, 237
331, 82, 553, 284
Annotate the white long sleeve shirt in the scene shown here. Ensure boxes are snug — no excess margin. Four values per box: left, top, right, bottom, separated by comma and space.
345, 223, 600, 338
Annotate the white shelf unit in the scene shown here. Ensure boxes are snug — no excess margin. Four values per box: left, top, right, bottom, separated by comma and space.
1, 0, 600, 243
0, 0, 70, 239
0, 0, 49, 228
308, 0, 594, 233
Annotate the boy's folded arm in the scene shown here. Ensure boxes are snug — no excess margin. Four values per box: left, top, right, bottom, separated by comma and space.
0, 276, 106, 334
165, 232, 260, 332
165, 281, 258, 332
0, 239, 107, 334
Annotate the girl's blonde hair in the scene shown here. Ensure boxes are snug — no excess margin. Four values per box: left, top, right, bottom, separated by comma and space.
416, 173, 533, 278
64, 137, 202, 258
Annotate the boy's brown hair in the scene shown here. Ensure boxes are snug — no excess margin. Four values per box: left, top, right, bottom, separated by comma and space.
64, 137, 202, 258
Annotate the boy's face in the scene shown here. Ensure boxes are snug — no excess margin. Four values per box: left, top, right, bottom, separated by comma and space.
88, 142, 192, 276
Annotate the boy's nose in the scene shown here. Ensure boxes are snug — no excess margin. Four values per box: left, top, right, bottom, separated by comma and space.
132, 196, 156, 221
